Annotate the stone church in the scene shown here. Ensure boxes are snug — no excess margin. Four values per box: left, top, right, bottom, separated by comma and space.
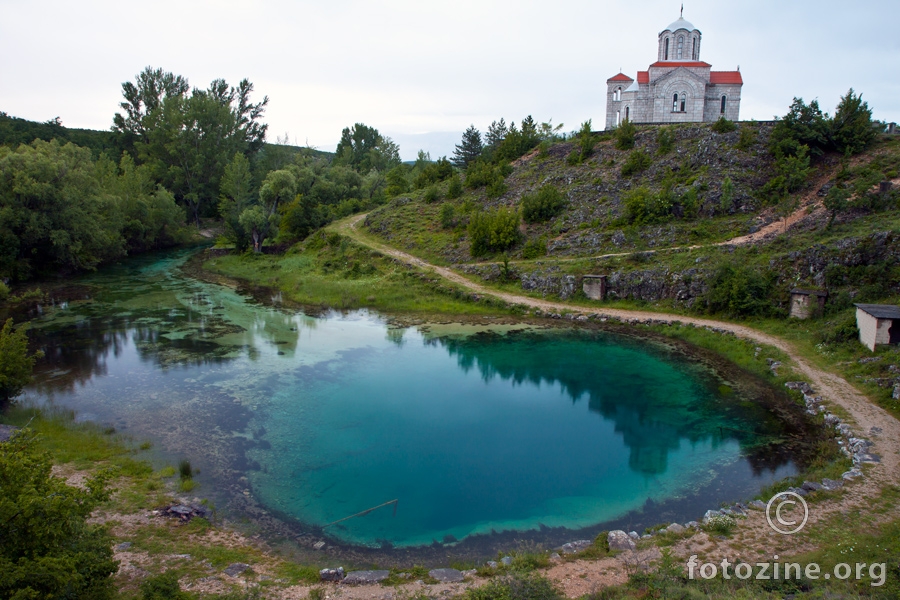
605, 13, 743, 129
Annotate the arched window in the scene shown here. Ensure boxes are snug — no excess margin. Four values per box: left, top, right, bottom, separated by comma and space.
680, 93, 686, 113
614, 87, 621, 101
673, 93, 679, 112
677, 35, 684, 59
721, 95, 727, 114
616, 110, 621, 126
693, 36, 699, 60
625, 106, 630, 121
664, 38, 669, 60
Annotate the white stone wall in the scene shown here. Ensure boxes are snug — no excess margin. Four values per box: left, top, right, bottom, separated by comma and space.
704, 84, 743, 121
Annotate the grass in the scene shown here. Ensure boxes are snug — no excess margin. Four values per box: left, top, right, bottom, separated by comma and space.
203, 232, 508, 316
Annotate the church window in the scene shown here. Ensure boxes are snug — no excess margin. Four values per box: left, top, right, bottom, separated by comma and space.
614, 87, 621, 101
625, 106, 630, 121
664, 38, 669, 60
693, 37, 699, 60
721, 95, 727, 114
616, 111, 621, 126
677, 35, 684, 59
673, 93, 679, 112
680, 93, 686, 112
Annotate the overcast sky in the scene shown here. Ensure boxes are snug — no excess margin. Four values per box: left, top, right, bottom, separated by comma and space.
1, 0, 898, 160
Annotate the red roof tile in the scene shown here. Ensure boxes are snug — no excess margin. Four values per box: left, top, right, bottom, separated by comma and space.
648, 61, 711, 68
710, 71, 743, 84
607, 73, 634, 82
637, 71, 649, 84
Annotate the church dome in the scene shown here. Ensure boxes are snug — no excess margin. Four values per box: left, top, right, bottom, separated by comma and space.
664, 16, 697, 32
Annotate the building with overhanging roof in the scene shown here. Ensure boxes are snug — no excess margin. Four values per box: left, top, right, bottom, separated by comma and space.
855, 304, 900, 351
605, 11, 743, 129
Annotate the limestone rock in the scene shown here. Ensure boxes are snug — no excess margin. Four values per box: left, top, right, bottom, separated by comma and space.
429, 569, 464, 583
607, 530, 636, 551
560, 540, 592, 554
320, 567, 345, 582
343, 570, 390, 585
665, 523, 685, 534
821, 478, 844, 491
224, 563, 250, 577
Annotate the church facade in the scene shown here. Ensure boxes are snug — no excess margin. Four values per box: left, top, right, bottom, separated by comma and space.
605, 14, 743, 129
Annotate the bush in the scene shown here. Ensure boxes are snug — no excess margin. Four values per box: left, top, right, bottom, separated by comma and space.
0, 431, 117, 599
465, 161, 504, 190
447, 173, 463, 199
468, 209, 521, 257
424, 185, 440, 203
0, 319, 43, 402
486, 178, 508, 199
703, 263, 774, 317
704, 514, 737, 536
656, 126, 674, 154
720, 176, 734, 213
621, 149, 651, 177
140, 572, 190, 600
413, 157, 454, 189
711, 116, 737, 133
467, 574, 563, 600
521, 185, 566, 223
0, 281, 8, 302
439, 203, 456, 229
615, 119, 636, 150
735, 124, 757, 150
522, 238, 547, 259
832, 88, 877, 155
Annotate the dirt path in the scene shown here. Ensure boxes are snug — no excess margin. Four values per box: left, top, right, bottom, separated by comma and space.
334, 212, 900, 591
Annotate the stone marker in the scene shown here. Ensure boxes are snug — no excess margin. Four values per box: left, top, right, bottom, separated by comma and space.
429, 568, 464, 583
343, 570, 390, 585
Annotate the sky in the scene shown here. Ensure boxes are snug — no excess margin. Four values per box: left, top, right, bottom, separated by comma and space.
1, 0, 898, 161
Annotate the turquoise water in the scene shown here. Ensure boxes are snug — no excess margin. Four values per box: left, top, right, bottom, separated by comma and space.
16, 250, 805, 550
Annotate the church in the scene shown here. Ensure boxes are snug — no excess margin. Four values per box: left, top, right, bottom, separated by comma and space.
605, 12, 743, 129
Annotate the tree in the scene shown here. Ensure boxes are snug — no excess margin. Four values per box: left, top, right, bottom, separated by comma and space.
113, 67, 269, 226
720, 176, 734, 213
615, 119, 636, 150
484, 119, 508, 151
468, 208, 520, 256
334, 123, 400, 173
452, 125, 483, 169
0, 319, 42, 402
521, 185, 566, 223
0, 430, 116, 598
824, 185, 851, 227
832, 88, 877, 155
242, 169, 296, 252
219, 153, 256, 251
770, 97, 830, 157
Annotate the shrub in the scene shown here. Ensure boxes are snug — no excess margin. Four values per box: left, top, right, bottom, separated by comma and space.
656, 126, 674, 154
413, 157, 454, 189
0, 431, 117, 598
486, 178, 508, 199
615, 119, 636, 150
704, 514, 737, 536
468, 209, 521, 257
720, 176, 734, 213
621, 149, 651, 177
140, 572, 190, 600
465, 161, 503, 190
467, 574, 563, 600
735, 124, 757, 150
832, 88, 877, 155
447, 173, 463, 199
521, 185, 566, 223
522, 238, 547, 259
711, 116, 737, 133
424, 185, 440, 203
703, 263, 773, 317
439, 203, 456, 229
178, 459, 193, 480
0, 281, 8, 302
0, 319, 43, 402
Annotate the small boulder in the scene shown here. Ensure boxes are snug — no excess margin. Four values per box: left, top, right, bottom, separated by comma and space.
115, 542, 132, 551
343, 570, 390, 585
748, 500, 766, 510
821, 478, 844, 491
320, 567, 345, 582
500, 556, 513, 566
486, 561, 498, 569
224, 563, 250, 577
560, 540, 592, 554
627, 531, 640, 540
607, 530, 636, 551
665, 523, 685, 535
801, 481, 823, 492
429, 569, 464, 583
702, 509, 722, 523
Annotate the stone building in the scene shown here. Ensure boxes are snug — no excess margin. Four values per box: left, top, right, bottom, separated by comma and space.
789, 289, 827, 319
605, 12, 743, 129
855, 304, 900, 351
